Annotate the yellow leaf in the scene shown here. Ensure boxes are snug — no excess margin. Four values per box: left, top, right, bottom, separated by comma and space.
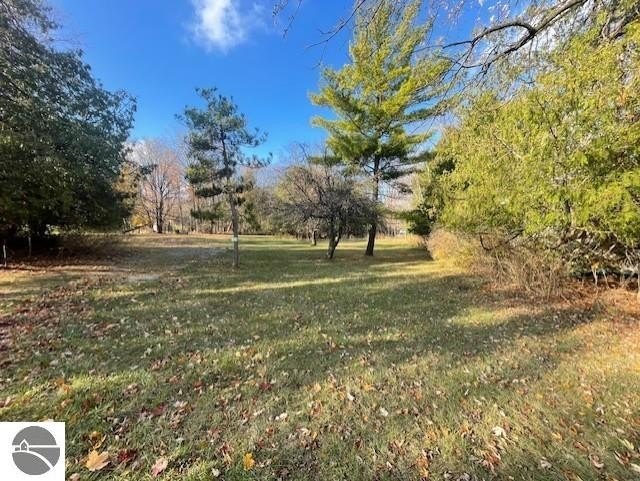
243, 452, 256, 471
85, 450, 110, 472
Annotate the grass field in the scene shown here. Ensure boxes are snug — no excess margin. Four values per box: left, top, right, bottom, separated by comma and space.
1, 234, 639, 480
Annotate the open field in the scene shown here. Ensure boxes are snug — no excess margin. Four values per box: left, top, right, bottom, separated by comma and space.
1, 235, 639, 480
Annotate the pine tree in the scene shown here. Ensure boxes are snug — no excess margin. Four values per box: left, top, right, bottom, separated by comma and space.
311, 0, 450, 255
181, 88, 270, 268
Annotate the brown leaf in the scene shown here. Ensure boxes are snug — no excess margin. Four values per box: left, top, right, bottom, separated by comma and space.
151, 404, 167, 417
85, 450, 110, 472
259, 381, 272, 392
151, 457, 168, 477
117, 448, 138, 465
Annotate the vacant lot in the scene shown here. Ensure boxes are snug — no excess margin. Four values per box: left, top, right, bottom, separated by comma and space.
1, 235, 639, 480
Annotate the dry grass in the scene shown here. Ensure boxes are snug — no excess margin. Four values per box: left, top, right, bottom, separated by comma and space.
428, 230, 577, 298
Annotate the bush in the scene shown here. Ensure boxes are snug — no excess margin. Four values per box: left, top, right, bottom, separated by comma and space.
427, 229, 570, 297
427, 229, 479, 265
419, 24, 640, 287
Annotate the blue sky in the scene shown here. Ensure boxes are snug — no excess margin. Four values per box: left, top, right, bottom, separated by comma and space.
49, 1, 485, 159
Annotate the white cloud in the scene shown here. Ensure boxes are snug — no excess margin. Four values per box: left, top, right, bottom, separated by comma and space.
191, 0, 265, 52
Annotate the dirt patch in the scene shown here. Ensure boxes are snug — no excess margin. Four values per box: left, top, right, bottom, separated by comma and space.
125, 273, 161, 283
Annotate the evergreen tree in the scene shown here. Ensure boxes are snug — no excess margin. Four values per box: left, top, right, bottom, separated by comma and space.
181, 88, 270, 268
0, 0, 136, 241
311, 0, 450, 255
432, 21, 640, 276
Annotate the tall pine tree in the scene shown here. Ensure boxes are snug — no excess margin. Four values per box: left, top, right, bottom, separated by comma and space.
181, 88, 270, 268
311, 0, 450, 255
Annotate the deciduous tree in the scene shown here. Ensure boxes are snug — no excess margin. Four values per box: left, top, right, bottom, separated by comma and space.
0, 0, 135, 244
277, 155, 377, 259
130, 140, 182, 234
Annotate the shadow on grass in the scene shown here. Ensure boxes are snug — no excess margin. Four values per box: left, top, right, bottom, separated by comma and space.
1, 235, 633, 481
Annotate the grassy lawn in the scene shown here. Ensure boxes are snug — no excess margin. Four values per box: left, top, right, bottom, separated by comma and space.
1, 234, 639, 480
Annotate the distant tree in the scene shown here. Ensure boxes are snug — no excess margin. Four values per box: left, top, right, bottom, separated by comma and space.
130, 140, 182, 234
403, 153, 454, 239
181, 88, 270, 267
0, 0, 135, 245
184, 148, 224, 232
239, 170, 270, 233
311, 0, 450, 256
277, 157, 377, 259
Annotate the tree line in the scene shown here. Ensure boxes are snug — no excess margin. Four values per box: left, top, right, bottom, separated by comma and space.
2, 0, 639, 281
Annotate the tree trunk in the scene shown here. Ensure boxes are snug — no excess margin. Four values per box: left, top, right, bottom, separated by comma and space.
228, 190, 240, 268
365, 168, 380, 256
327, 222, 342, 259
2, 239, 7, 268
327, 236, 337, 259
365, 223, 377, 256
312, 229, 317, 246
327, 221, 336, 259
157, 198, 164, 233
193, 193, 199, 232
178, 193, 184, 233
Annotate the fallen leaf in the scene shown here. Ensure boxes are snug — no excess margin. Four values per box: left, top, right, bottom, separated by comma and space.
574, 441, 588, 452
69, 474, 81, 481
212, 467, 221, 477
589, 454, 604, 469
117, 448, 138, 465
259, 381, 272, 391
151, 457, 168, 477
151, 404, 167, 417
243, 452, 256, 471
85, 450, 110, 472
492, 426, 506, 438
416, 455, 430, 479
539, 458, 552, 469
379, 407, 389, 417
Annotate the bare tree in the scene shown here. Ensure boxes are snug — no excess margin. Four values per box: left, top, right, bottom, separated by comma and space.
130, 140, 182, 234
275, 0, 639, 71
276, 155, 377, 259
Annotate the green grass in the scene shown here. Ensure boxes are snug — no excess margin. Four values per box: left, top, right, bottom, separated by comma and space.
1, 234, 639, 480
